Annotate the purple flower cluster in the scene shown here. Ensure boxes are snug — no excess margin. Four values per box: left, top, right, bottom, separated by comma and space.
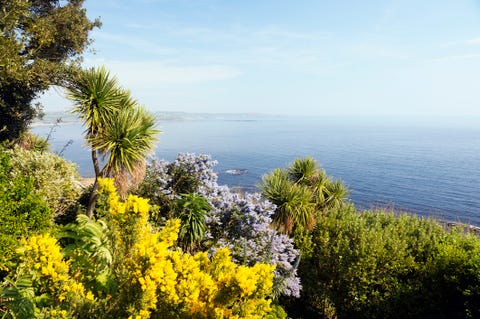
207, 189, 301, 297
144, 153, 218, 198
142, 153, 301, 297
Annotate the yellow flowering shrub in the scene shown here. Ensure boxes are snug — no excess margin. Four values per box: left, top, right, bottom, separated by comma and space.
2, 233, 91, 318
96, 178, 277, 319
1, 178, 279, 319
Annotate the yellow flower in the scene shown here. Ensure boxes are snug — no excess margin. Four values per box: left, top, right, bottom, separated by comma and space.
98, 177, 116, 195
234, 266, 258, 296
85, 291, 95, 301
158, 219, 180, 246
126, 194, 150, 216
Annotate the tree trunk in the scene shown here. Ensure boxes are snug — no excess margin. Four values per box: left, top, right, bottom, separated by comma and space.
87, 149, 101, 217
86, 179, 99, 217
92, 149, 101, 177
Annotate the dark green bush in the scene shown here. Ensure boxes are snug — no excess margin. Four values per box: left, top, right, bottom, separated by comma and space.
418, 230, 480, 319
289, 206, 480, 319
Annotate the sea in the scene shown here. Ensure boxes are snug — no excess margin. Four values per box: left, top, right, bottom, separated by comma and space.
32, 113, 480, 225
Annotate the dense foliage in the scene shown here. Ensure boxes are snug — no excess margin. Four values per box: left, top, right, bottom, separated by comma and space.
136, 153, 301, 298
3, 1, 480, 317
0, 0, 100, 141
2, 131, 480, 319
260, 157, 349, 236
290, 206, 480, 319
1, 178, 281, 319
8, 147, 82, 216
0, 150, 53, 280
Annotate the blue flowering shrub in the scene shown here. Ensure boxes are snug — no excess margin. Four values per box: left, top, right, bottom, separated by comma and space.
136, 153, 301, 298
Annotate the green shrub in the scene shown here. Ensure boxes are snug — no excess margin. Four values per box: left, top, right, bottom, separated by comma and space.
8, 147, 82, 217
266, 304, 289, 319
0, 150, 53, 279
418, 230, 480, 319
294, 207, 449, 319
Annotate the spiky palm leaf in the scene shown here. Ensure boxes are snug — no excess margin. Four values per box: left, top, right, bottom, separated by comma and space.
17, 132, 50, 152
175, 193, 211, 253
260, 169, 290, 200
288, 157, 319, 185
324, 179, 350, 209
90, 104, 159, 178
260, 169, 314, 234
279, 184, 314, 234
311, 169, 331, 207
67, 66, 123, 139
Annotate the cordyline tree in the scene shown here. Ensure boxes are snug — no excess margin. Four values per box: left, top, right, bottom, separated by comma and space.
66, 66, 159, 216
0, 0, 101, 142
260, 157, 350, 235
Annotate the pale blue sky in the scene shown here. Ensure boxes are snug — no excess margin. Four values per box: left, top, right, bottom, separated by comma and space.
42, 0, 480, 116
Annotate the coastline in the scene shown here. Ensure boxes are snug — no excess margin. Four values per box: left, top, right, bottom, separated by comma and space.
33, 114, 480, 226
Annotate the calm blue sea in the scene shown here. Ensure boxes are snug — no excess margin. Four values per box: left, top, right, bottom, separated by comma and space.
33, 116, 480, 225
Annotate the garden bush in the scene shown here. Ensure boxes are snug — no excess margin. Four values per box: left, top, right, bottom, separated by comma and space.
8, 147, 82, 217
136, 153, 301, 298
1, 178, 282, 319
290, 205, 480, 319
0, 150, 53, 280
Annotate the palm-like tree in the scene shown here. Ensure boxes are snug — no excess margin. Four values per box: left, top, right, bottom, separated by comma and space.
288, 156, 318, 185
90, 105, 157, 177
17, 131, 50, 152
324, 179, 350, 209
66, 66, 159, 215
67, 66, 123, 177
260, 169, 314, 235
260, 157, 349, 235
310, 168, 330, 205
175, 193, 211, 253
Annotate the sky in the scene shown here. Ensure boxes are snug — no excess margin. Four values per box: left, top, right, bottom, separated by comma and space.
41, 0, 480, 117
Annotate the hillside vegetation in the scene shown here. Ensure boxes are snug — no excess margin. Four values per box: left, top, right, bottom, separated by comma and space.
3, 2, 480, 318
1, 142, 480, 318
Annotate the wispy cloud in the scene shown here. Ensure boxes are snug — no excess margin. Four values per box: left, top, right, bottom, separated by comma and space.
466, 37, 480, 45
93, 32, 176, 55
442, 37, 480, 47
125, 22, 153, 29
431, 54, 480, 62
167, 24, 332, 47
85, 59, 242, 87
352, 42, 411, 60
114, 25, 336, 70
252, 26, 331, 41
438, 37, 480, 48
171, 26, 221, 38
